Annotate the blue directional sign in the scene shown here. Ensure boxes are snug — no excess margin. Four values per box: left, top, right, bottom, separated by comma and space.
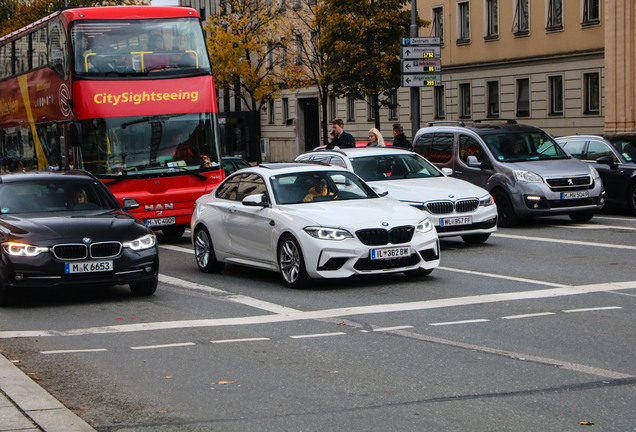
401, 59, 442, 73
401, 46, 441, 60
401, 37, 441, 46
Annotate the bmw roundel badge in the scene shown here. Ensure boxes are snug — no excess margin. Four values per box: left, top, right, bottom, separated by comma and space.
82, 237, 91, 244
382, 222, 389, 227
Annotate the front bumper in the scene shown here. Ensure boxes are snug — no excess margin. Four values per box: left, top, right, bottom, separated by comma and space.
511, 182, 605, 217
300, 230, 440, 279
1, 247, 159, 289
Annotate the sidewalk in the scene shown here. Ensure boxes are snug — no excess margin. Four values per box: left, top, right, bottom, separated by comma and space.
0, 353, 96, 432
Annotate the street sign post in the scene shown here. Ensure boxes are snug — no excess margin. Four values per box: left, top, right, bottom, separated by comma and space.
401, 59, 442, 73
401, 74, 441, 87
401, 46, 441, 60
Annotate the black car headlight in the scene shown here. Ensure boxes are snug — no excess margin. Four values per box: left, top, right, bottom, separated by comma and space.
2, 242, 49, 257
304, 227, 353, 240
123, 233, 156, 251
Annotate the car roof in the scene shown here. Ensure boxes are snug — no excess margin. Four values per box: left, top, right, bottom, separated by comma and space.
416, 119, 550, 137
300, 147, 413, 158
240, 163, 349, 177
0, 170, 96, 184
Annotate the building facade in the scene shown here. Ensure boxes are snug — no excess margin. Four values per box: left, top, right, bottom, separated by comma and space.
182, 0, 634, 162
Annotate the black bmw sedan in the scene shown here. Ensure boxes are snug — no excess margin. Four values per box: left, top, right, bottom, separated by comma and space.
0, 170, 158, 304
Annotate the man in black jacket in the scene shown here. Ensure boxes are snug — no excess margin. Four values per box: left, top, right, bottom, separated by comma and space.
392, 123, 412, 150
327, 118, 356, 149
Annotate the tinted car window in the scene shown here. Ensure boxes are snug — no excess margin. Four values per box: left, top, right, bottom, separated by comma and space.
428, 133, 454, 163
236, 173, 267, 201
459, 135, 487, 164
328, 156, 346, 168
482, 131, 567, 162
560, 140, 586, 158
608, 139, 636, 162
215, 175, 240, 200
587, 141, 617, 161
351, 154, 442, 181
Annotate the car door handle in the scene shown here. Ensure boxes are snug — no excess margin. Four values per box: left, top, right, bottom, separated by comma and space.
229, 206, 237, 213
454, 170, 462, 175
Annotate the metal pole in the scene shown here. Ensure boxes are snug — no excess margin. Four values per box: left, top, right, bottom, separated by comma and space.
409, 0, 420, 139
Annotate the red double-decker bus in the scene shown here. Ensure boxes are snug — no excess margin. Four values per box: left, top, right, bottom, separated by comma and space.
0, 6, 224, 239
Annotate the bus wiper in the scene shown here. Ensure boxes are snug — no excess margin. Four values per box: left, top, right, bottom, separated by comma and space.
172, 165, 207, 180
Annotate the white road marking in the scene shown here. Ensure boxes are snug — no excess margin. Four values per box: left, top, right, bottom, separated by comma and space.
211, 337, 270, 344
289, 332, 347, 339
41, 348, 108, 355
562, 306, 623, 313
160, 244, 193, 254
372, 325, 414, 332
492, 233, 636, 250
131, 342, 196, 350
501, 312, 556, 320
429, 319, 490, 326
2, 280, 635, 339
593, 216, 636, 222
550, 224, 636, 231
438, 267, 567, 287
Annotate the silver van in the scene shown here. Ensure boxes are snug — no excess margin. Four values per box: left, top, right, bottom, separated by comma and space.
413, 120, 605, 226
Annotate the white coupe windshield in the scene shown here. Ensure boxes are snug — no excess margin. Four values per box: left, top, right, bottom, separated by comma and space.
271, 171, 377, 204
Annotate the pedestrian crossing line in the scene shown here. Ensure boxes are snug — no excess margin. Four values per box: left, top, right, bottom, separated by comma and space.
41, 348, 108, 355
562, 306, 622, 313
492, 233, 636, 250
131, 342, 196, 350
212, 337, 270, 344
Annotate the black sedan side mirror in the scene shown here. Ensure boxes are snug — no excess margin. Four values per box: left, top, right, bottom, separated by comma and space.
595, 155, 618, 170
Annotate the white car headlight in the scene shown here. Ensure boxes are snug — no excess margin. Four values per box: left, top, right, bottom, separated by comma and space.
123, 233, 156, 251
513, 170, 543, 183
589, 165, 601, 179
416, 218, 434, 233
2, 242, 49, 257
479, 194, 495, 207
304, 227, 353, 240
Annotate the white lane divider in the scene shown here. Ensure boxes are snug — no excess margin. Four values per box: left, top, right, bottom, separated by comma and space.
130, 342, 196, 350
289, 332, 347, 339
212, 337, 270, 344
492, 233, 636, 250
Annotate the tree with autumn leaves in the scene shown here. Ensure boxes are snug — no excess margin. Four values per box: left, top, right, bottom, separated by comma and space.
0, 0, 141, 37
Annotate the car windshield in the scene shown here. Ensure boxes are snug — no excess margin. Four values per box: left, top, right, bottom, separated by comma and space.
481, 131, 569, 162
270, 171, 377, 204
350, 154, 443, 182
608, 139, 636, 162
0, 179, 119, 214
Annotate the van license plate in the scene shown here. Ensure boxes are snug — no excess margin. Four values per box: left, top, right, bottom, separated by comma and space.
561, 191, 589, 200
370, 246, 411, 260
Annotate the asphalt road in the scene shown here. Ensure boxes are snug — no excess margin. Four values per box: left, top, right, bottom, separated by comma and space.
1, 212, 635, 431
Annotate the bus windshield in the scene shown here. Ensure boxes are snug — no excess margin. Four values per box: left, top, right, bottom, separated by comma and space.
75, 113, 221, 176
71, 18, 210, 76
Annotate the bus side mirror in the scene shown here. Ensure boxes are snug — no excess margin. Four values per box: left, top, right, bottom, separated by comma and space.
69, 122, 82, 146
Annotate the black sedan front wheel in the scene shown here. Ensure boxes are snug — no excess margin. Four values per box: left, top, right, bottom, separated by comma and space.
278, 235, 309, 288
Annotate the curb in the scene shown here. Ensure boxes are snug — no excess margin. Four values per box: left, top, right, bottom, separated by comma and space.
0, 353, 96, 432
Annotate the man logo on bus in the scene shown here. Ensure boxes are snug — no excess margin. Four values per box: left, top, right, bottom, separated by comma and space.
145, 204, 174, 212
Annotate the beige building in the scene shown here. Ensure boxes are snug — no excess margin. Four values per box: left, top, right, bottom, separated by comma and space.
182, 0, 635, 162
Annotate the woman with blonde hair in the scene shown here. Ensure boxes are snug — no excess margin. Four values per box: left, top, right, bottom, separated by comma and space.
367, 128, 385, 147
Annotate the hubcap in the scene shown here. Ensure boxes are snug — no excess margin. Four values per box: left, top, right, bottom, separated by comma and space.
279, 240, 299, 283
195, 231, 210, 268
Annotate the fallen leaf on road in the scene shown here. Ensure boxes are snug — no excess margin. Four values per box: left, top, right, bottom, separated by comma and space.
215, 381, 237, 385
165, 376, 172, 379
10, 359, 21, 364
78, 407, 91, 411
157, 410, 168, 413
337, 322, 346, 325
579, 421, 594, 426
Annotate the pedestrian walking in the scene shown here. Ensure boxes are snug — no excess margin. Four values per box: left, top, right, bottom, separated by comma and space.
367, 128, 385, 147
392, 123, 412, 150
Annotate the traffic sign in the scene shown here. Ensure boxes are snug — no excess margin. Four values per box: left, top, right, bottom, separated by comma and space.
401, 59, 441, 73
401, 46, 441, 60
401, 37, 441, 46
401, 74, 441, 87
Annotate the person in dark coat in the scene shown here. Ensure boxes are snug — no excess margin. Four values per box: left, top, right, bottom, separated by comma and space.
392, 123, 412, 150
327, 118, 356, 149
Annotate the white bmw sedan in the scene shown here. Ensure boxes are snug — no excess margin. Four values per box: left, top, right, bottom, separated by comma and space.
191, 163, 440, 288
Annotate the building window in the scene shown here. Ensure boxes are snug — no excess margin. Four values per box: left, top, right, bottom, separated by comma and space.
295, 34, 303, 66
513, 0, 529, 35
434, 85, 445, 119
268, 100, 275, 124
516, 78, 530, 117
329, 95, 337, 119
547, 0, 563, 31
459, 83, 471, 118
347, 97, 355, 122
282, 97, 289, 123
432, 7, 444, 44
584, 72, 600, 114
549, 75, 563, 115
389, 92, 398, 120
457, 2, 470, 44
292, 0, 301, 11
487, 81, 499, 117
279, 0, 286, 13
279, 45, 287, 64
582, 0, 600, 26
485, 0, 498, 39
367, 97, 375, 122
266, 42, 274, 71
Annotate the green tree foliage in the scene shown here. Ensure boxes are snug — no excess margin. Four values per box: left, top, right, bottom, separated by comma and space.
317, 0, 427, 130
1, 0, 144, 37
